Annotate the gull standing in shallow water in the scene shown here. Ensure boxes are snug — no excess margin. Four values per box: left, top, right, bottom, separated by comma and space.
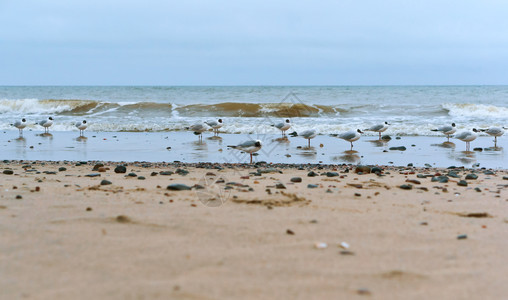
11, 118, 27, 136
205, 119, 223, 136
295, 129, 317, 147
337, 129, 363, 150
37, 117, 54, 133
228, 140, 262, 164
186, 123, 210, 141
481, 127, 505, 147
272, 119, 291, 137
75, 120, 88, 136
431, 123, 456, 141
365, 121, 389, 139
455, 128, 478, 151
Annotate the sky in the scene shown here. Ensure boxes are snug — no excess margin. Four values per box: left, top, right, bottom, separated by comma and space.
1, 0, 508, 85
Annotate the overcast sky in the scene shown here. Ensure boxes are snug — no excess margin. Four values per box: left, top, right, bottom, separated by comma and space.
1, 0, 508, 85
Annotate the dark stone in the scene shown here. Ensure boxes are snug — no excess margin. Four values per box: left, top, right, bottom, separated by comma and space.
407, 163, 413, 167
355, 166, 371, 174
100, 180, 112, 185
175, 168, 189, 175
151, 172, 158, 176
275, 183, 286, 189
447, 172, 460, 178
465, 174, 478, 180
457, 180, 468, 186
167, 184, 192, 191
473, 147, 483, 152
381, 135, 391, 140
160, 171, 174, 175
503, 176, 508, 180
474, 187, 482, 192
484, 170, 495, 175
307, 184, 318, 189
15, 195, 22, 199
58, 167, 67, 172
405, 179, 420, 184
127, 172, 137, 177
114, 165, 127, 173
307, 171, 318, 177
417, 174, 426, 178
326, 172, 339, 177
3, 170, 14, 175
399, 184, 413, 190
43, 171, 57, 174
137, 176, 146, 180
457, 234, 468, 240
389, 146, 406, 151
371, 167, 382, 174
85, 173, 101, 177
290, 177, 302, 183
431, 176, 449, 183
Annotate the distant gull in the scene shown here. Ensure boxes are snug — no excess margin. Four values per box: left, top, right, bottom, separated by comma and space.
455, 128, 478, 151
11, 118, 27, 136
228, 140, 262, 164
205, 119, 223, 136
480, 126, 505, 147
37, 117, 54, 133
337, 129, 363, 150
365, 122, 389, 139
186, 123, 210, 140
294, 129, 317, 147
431, 123, 456, 141
272, 119, 291, 137
75, 120, 88, 136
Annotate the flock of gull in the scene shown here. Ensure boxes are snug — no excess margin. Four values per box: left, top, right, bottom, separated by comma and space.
10, 117, 506, 164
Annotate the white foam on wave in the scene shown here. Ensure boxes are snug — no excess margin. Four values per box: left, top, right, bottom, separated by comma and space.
443, 103, 508, 118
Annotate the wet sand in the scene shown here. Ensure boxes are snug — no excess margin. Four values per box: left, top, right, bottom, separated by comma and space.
1, 130, 507, 168
1, 161, 507, 299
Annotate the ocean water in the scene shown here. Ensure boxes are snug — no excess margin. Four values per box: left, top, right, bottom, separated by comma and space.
1, 86, 507, 136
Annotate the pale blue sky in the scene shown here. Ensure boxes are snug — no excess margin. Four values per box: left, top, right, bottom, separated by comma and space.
1, 0, 508, 85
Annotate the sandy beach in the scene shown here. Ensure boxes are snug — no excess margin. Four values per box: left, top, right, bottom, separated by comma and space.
1, 160, 507, 299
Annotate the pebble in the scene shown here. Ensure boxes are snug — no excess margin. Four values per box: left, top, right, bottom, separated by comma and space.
457, 180, 468, 187
114, 165, 127, 173
92, 163, 104, 171
307, 171, 318, 177
286, 229, 295, 235
58, 167, 67, 172
474, 187, 482, 192
389, 146, 406, 151
326, 172, 339, 177
275, 183, 286, 189
357, 288, 372, 295
160, 171, 174, 175
371, 167, 382, 174
127, 172, 137, 177
405, 179, 421, 184
290, 177, 302, 183
85, 173, 101, 177
447, 171, 460, 178
167, 184, 192, 191
399, 184, 413, 190
100, 180, 112, 185
307, 184, 318, 189
457, 234, 468, 240
3, 170, 14, 175
465, 174, 478, 180
15, 195, 22, 199
138, 176, 146, 180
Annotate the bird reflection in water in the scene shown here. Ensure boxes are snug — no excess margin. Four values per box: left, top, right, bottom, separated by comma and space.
432, 141, 456, 149
76, 136, 88, 142
333, 150, 361, 164
296, 146, 316, 158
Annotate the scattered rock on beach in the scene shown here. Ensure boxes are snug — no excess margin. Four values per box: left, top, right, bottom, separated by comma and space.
457, 180, 468, 187
114, 166, 127, 173
465, 174, 478, 180
399, 184, 413, 190
389, 146, 407, 151
100, 180, 112, 185
3, 170, 14, 175
167, 184, 192, 191
290, 177, 302, 183
85, 173, 101, 177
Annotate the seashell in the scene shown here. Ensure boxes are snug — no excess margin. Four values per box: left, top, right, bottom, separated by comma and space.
314, 242, 328, 249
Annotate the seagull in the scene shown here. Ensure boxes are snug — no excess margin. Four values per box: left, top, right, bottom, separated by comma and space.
186, 123, 210, 140
205, 119, 223, 136
75, 120, 87, 136
228, 140, 262, 164
455, 128, 478, 151
365, 122, 389, 139
431, 123, 456, 141
11, 118, 27, 136
480, 127, 505, 147
294, 129, 317, 147
337, 129, 363, 150
37, 117, 54, 133
272, 119, 291, 137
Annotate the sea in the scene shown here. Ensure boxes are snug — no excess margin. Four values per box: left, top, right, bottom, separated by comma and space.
1, 86, 507, 135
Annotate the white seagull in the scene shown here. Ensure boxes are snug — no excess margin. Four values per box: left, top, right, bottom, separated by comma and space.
186, 123, 210, 140
431, 123, 456, 141
273, 119, 291, 137
75, 120, 88, 136
365, 121, 389, 139
455, 128, 478, 151
37, 117, 54, 133
11, 118, 27, 136
481, 127, 505, 147
337, 129, 363, 150
296, 129, 317, 147
228, 140, 262, 164
205, 119, 223, 136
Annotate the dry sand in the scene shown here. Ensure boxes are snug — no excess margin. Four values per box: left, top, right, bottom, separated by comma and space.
1, 161, 507, 299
